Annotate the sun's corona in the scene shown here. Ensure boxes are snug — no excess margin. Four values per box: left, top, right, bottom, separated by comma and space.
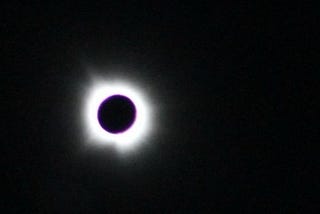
84, 80, 151, 151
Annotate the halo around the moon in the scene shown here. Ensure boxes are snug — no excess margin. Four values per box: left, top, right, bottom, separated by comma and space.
84, 80, 151, 151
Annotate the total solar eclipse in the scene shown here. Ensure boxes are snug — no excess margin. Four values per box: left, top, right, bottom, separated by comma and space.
84, 80, 152, 151
97, 95, 136, 134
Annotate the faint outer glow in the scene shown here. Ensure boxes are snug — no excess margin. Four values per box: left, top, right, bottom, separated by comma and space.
84, 80, 151, 151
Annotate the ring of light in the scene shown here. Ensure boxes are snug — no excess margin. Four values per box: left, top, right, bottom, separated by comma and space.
84, 81, 151, 150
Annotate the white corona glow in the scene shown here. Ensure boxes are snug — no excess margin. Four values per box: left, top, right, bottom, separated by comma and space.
84, 80, 151, 151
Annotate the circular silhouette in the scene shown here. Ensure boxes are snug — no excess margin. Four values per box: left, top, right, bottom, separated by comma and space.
97, 95, 136, 134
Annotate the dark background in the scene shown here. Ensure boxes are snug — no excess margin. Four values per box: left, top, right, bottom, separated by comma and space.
2, 1, 319, 213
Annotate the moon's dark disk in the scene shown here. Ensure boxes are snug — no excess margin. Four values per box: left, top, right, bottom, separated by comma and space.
97, 95, 136, 134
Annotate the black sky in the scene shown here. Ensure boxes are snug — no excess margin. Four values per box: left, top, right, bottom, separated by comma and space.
2, 1, 319, 213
